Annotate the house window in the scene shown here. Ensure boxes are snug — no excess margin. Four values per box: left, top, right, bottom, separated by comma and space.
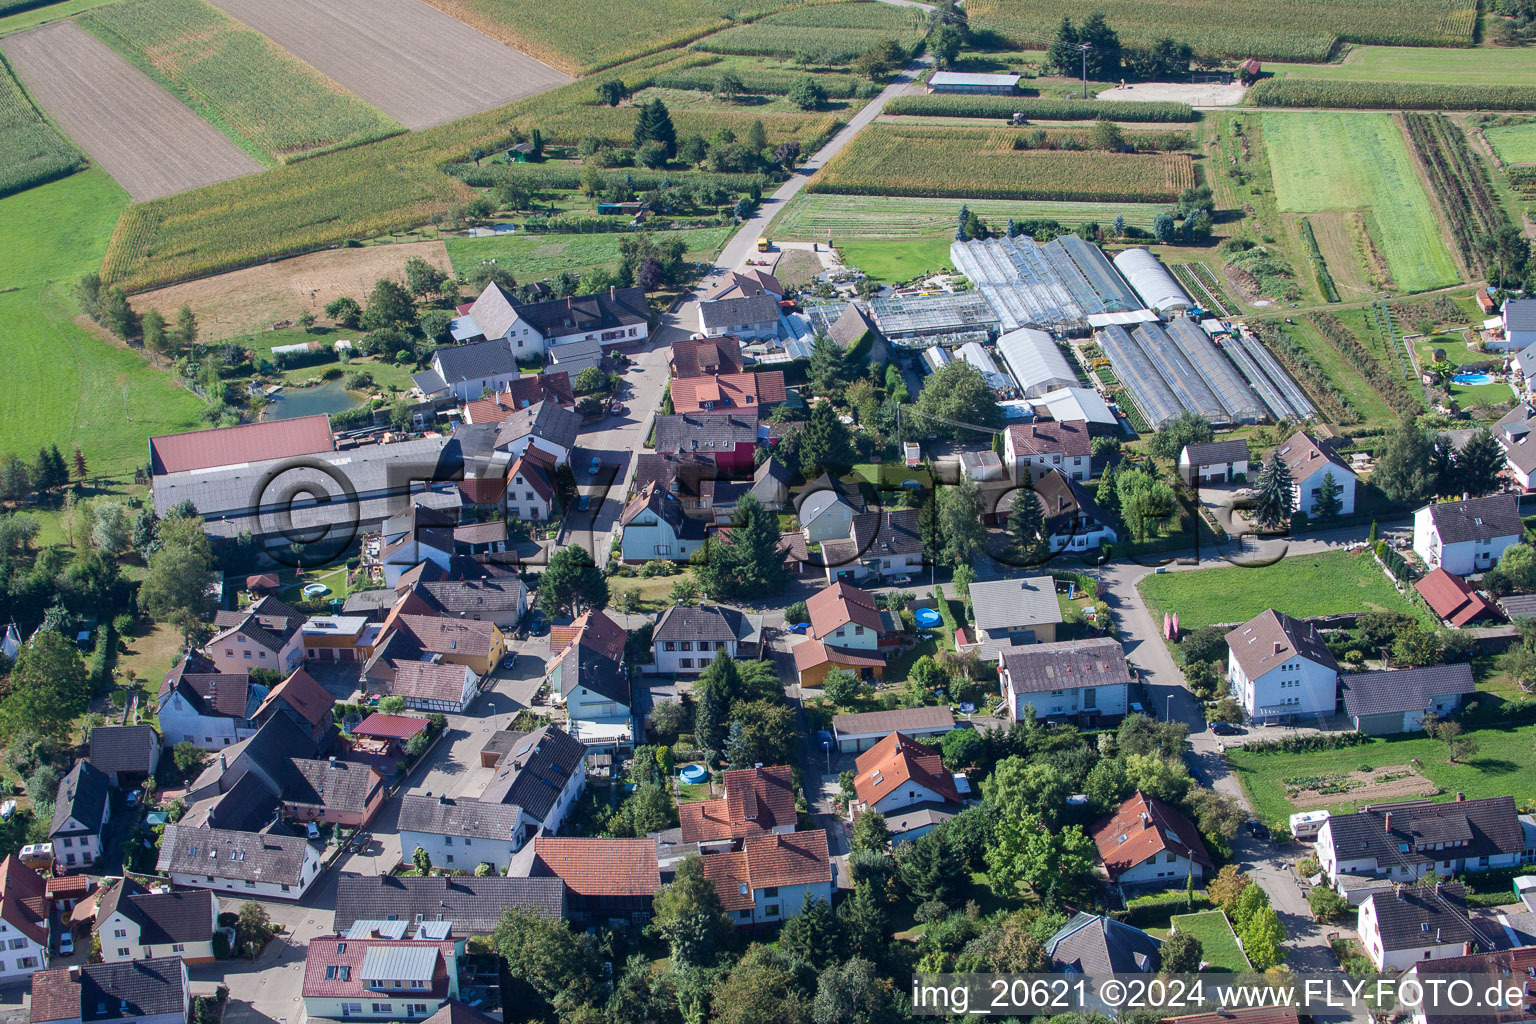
341, 1004, 363, 1017
117, 948, 130, 957
17, 957, 37, 969
8, 938, 25, 950
1166, 853, 1177, 864
680, 658, 693, 668
762, 886, 779, 897
665, 642, 676, 651
113, 929, 127, 939
172, 944, 185, 953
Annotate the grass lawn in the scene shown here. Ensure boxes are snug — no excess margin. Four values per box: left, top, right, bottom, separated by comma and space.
1137, 549, 1431, 630
611, 572, 686, 613
836, 236, 957, 283
885, 635, 937, 682
115, 619, 185, 724
1285, 318, 1398, 427
0, 170, 204, 479
0, 0, 116, 35
1226, 717, 1536, 825
675, 781, 712, 803
1265, 45, 1536, 86
242, 326, 420, 392
443, 225, 732, 279
1483, 123, 1536, 166
1261, 112, 1459, 294
1170, 910, 1251, 972
1414, 335, 1516, 408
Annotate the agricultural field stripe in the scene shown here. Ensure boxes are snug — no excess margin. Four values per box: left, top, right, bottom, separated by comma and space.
203, 0, 571, 131
0, 20, 260, 201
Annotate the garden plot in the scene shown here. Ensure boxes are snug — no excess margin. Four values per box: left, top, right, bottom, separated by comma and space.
1285, 764, 1437, 809
203, 0, 571, 130
0, 20, 261, 200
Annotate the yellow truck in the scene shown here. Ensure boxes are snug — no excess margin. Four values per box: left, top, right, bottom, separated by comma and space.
756, 237, 770, 252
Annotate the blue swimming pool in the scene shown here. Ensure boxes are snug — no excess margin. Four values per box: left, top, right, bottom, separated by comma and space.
914, 608, 942, 628
1453, 372, 1495, 385
679, 764, 708, 785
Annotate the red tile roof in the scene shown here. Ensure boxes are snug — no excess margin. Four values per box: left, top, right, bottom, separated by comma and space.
1091, 791, 1213, 881
29, 968, 79, 1024
255, 668, 335, 729
0, 855, 50, 945
353, 713, 429, 741
853, 732, 960, 809
698, 851, 755, 912
570, 609, 627, 661
1007, 419, 1092, 458
678, 766, 796, 843
1414, 568, 1496, 627
741, 830, 832, 889
670, 372, 787, 415
533, 838, 659, 897
463, 373, 576, 423
150, 415, 334, 475
792, 639, 885, 675
806, 581, 883, 639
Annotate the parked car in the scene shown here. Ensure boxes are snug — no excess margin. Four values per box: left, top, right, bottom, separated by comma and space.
816, 730, 834, 751
786, 622, 811, 634
888, 576, 913, 586
610, 402, 626, 416
306, 822, 321, 840
588, 456, 602, 475
1128, 702, 1146, 715
1246, 820, 1270, 840
578, 494, 591, 511
1211, 721, 1244, 736
126, 790, 138, 808
58, 933, 72, 957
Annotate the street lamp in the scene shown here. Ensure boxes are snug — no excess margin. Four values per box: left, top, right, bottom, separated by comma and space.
1166, 693, 1174, 723
1077, 42, 1094, 100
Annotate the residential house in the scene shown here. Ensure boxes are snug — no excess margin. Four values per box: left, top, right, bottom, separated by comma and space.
29, 958, 189, 1024
1358, 883, 1481, 970
333, 875, 565, 936
1091, 791, 1213, 888
1494, 403, 1536, 489
1274, 431, 1357, 518
1004, 469, 1118, 555
1225, 609, 1339, 723
831, 707, 956, 754
700, 831, 835, 927
250, 667, 336, 743
157, 655, 264, 750
528, 838, 660, 925
86, 726, 161, 788
1502, 298, 1536, 352
545, 612, 631, 744
652, 414, 761, 475
301, 929, 462, 1022
0, 857, 49, 984
998, 637, 1133, 723
204, 596, 306, 675
396, 795, 528, 874
1003, 420, 1092, 484
1316, 796, 1527, 887
1403, 946, 1536, 1024
279, 759, 386, 828
850, 733, 963, 843
795, 473, 864, 545
379, 505, 457, 588
478, 724, 587, 836
501, 451, 556, 525
821, 509, 924, 584
411, 338, 529, 403
631, 453, 749, 520
824, 302, 885, 364
619, 483, 708, 563
300, 616, 374, 664
446, 281, 648, 359
461, 372, 575, 422
678, 766, 796, 848
492, 400, 581, 468
1414, 568, 1499, 627
964, 577, 1064, 661
365, 613, 504, 711
407, 578, 528, 632
669, 336, 744, 378
1413, 494, 1522, 576
701, 268, 784, 303
1045, 913, 1161, 973
697, 295, 780, 340
1178, 440, 1251, 486
157, 825, 322, 901
1340, 664, 1476, 735
648, 604, 762, 675
669, 372, 787, 416
50, 762, 110, 870
749, 457, 791, 510
794, 581, 898, 686
94, 881, 217, 966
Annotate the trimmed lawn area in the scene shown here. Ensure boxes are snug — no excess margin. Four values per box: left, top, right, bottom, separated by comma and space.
1225, 717, 1536, 826
836, 236, 956, 283
442, 225, 732, 279
1266, 45, 1536, 86
1170, 910, 1251, 972
1286, 317, 1398, 428
1414, 334, 1517, 409
1484, 123, 1536, 166
1138, 549, 1431, 630
0, 169, 204, 479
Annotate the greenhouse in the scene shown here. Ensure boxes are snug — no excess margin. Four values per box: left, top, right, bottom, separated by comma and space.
1215, 323, 1318, 421
996, 326, 1078, 397
1165, 316, 1265, 424
1055, 234, 1143, 312
1113, 248, 1193, 314
1131, 323, 1229, 424
1095, 325, 1186, 430
949, 235, 1149, 335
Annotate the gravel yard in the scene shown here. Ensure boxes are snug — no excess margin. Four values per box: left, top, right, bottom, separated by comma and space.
1097, 82, 1249, 107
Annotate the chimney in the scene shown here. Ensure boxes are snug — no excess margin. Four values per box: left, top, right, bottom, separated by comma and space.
1456, 792, 1465, 801
1273, 641, 1283, 655
1435, 880, 1443, 896
1464, 941, 1474, 956
68, 966, 80, 980
1396, 884, 1405, 900
1437, 927, 1443, 942
609, 285, 617, 300
567, 297, 573, 310
1384, 811, 1393, 833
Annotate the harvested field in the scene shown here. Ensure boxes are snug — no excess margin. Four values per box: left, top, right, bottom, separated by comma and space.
203, 0, 571, 130
0, 20, 260, 199
128, 240, 452, 340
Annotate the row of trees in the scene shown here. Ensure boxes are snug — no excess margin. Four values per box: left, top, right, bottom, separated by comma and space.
1046, 15, 1212, 83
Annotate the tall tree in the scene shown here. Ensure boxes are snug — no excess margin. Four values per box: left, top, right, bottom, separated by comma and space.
537, 546, 609, 617
493, 907, 605, 1016
807, 335, 848, 399
835, 881, 890, 963
711, 944, 810, 1024
811, 958, 897, 1024
936, 474, 986, 568
780, 895, 840, 969
692, 495, 786, 601
633, 99, 677, 157
913, 362, 1002, 439
0, 629, 90, 740
1312, 470, 1343, 521
1253, 450, 1294, 529
985, 813, 1097, 905
174, 303, 198, 351
798, 402, 853, 480
1006, 488, 1047, 564
1046, 15, 1080, 75
361, 278, 417, 331
142, 308, 169, 363
650, 853, 729, 967
137, 514, 217, 642
1374, 418, 1441, 505
1453, 428, 1505, 496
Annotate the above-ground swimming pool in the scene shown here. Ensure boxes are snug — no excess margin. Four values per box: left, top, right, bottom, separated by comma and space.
302, 583, 329, 597
913, 608, 942, 628
1452, 372, 1495, 385
679, 764, 708, 785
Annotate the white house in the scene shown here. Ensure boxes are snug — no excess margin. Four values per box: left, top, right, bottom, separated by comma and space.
156, 656, 264, 750
619, 483, 707, 563
440, 282, 650, 367
796, 481, 859, 545
30, 958, 190, 1024
998, 638, 1133, 723
699, 831, 835, 927
492, 400, 580, 468
397, 796, 528, 873
545, 611, 632, 736
1412, 494, 1522, 577
1003, 420, 1092, 484
301, 931, 463, 1022
1091, 791, 1213, 888
1225, 609, 1339, 723
1315, 796, 1527, 887
204, 596, 306, 676
478, 724, 587, 837
1493, 403, 1536, 489
1358, 883, 1479, 971
503, 451, 555, 525
819, 509, 924, 584
0, 857, 49, 985
1022, 469, 1118, 555
1273, 431, 1357, 518
411, 338, 529, 403
1499, 298, 1536, 352
850, 732, 963, 824
648, 604, 761, 675
379, 505, 455, 588
697, 294, 780, 340
95, 881, 218, 965
1178, 440, 1251, 486
157, 825, 322, 901
50, 761, 111, 869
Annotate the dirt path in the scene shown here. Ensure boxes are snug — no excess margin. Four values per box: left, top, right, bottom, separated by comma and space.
204, 0, 570, 130
0, 20, 262, 200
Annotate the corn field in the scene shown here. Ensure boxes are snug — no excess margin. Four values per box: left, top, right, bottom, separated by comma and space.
967, 0, 1474, 62
79, 0, 402, 163
885, 94, 1195, 123
693, 1, 926, 63
809, 124, 1193, 202
0, 53, 82, 197
1249, 79, 1536, 111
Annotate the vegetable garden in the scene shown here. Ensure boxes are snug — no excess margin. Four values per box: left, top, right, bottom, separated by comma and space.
0, 52, 81, 197
809, 124, 1193, 202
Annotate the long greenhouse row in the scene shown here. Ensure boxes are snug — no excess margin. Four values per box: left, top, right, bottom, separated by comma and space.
950, 235, 1144, 335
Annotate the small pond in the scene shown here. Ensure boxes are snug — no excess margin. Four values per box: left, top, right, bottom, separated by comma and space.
266, 379, 361, 420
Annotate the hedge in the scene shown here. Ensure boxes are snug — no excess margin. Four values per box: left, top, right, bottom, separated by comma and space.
447, 162, 769, 193
1236, 731, 1371, 754
649, 69, 881, 100
1248, 79, 1536, 112
1116, 889, 1213, 928
884, 94, 1196, 123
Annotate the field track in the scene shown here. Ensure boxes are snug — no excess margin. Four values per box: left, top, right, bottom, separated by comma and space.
0, 20, 261, 200
203, 0, 571, 130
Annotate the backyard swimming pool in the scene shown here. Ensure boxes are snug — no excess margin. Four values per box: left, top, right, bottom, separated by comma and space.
1452, 372, 1495, 385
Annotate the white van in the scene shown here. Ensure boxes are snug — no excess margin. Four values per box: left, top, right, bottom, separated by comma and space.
1289, 810, 1330, 840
